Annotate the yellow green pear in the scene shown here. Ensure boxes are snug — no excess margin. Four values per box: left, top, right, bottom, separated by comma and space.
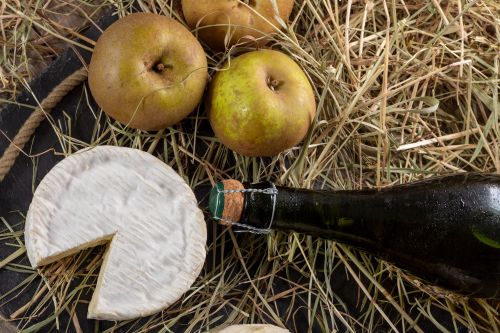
207, 49, 316, 156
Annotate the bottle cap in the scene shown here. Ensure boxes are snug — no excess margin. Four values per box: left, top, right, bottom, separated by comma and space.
209, 179, 245, 224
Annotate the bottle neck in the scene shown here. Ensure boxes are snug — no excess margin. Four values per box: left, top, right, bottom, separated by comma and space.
239, 181, 380, 248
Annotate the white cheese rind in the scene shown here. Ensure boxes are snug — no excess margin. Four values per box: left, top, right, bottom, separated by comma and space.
24, 146, 207, 321
218, 324, 290, 333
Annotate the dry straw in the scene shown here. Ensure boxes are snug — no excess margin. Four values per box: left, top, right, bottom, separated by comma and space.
1, 0, 499, 332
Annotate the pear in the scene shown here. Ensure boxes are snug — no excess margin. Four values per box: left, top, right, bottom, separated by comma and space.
207, 49, 316, 156
182, 0, 294, 50
88, 13, 208, 131
216, 324, 290, 333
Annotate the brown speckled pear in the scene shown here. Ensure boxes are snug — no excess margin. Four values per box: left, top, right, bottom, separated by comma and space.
181, 0, 294, 50
88, 13, 208, 131
207, 49, 316, 157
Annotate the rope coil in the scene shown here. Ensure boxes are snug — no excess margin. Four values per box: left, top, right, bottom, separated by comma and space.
0, 67, 88, 182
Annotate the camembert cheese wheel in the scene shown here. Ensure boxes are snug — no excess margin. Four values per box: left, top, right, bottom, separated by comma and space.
25, 146, 207, 321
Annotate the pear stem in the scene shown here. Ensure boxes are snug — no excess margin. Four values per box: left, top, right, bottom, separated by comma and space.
155, 63, 165, 72
241, 0, 256, 6
267, 77, 282, 91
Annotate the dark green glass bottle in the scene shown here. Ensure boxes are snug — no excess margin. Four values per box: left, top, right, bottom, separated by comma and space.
209, 173, 500, 298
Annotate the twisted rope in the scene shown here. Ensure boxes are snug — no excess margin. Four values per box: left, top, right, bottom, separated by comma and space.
0, 67, 88, 182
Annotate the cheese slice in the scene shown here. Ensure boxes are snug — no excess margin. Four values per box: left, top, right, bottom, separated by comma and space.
24, 146, 207, 321
217, 325, 290, 333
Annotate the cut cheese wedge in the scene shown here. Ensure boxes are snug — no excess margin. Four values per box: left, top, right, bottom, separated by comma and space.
24, 146, 207, 321
217, 324, 290, 333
